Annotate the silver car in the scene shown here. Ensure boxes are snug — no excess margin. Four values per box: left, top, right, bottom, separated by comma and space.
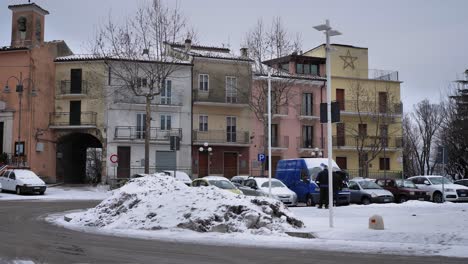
239, 177, 298, 206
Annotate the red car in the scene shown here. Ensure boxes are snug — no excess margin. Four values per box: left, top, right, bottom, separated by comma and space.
375, 179, 430, 203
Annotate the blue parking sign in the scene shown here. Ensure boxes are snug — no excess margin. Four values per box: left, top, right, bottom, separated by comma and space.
258, 153, 266, 162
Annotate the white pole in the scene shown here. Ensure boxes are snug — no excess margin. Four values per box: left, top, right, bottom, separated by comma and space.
268, 72, 272, 198
325, 19, 334, 228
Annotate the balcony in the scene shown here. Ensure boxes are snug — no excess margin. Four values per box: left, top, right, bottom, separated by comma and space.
345, 69, 399, 82
263, 105, 289, 118
298, 106, 320, 120
114, 126, 182, 141
339, 100, 403, 115
193, 90, 249, 107
333, 136, 403, 149
259, 135, 289, 150
193, 130, 250, 146
296, 136, 321, 152
49, 112, 97, 129
113, 90, 184, 106
57, 80, 88, 96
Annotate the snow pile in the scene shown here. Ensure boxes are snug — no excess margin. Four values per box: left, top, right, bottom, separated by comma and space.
66, 174, 303, 234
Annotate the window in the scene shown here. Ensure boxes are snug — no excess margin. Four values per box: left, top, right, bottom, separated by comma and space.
296, 63, 319, 75
302, 125, 314, 148
358, 124, 367, 137
379, 158, 390, 170
9, 172, 16, 180
348, 181, 360, 190
281, 63, 289, 71
296, 63, 303, 74
226, 76, 237, 103
160, 115, 172, 131
271, 124, 278, 147
199, 74, 209, 91
302, 93, 313, 116
161, 80, 172, 105
136, 113, 146, 139
226, 116, 237, 142
136, 77, 147, 88
380, 125, 388, 147
199, 115, 208, 131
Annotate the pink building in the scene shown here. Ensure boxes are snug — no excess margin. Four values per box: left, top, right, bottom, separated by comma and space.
249, 53, 327, 176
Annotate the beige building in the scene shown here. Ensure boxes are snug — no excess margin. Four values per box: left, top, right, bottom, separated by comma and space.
305, 44, 403, 177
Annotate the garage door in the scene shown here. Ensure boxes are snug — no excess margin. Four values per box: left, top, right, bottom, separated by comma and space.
155, 151, 176, 171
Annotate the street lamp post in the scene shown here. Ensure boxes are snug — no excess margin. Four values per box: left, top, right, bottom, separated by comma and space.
310, 147, 323, 158
314, 19, 342, 228
199, 142, 212, 176
4, 72, 37, 163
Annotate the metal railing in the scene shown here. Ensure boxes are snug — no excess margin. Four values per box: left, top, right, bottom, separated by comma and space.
58, 80, 88, 95
193, 90, 249, 104
193, 130, 250, 144
333, 136, 403, 148
339, 100, 403, 115
298, 105, 319, 117
258, 135, 289, 148
113, 92, 184, 106
347, 69, 399, 82
49, 112, 97, 126
114, 126, 182, 141
296, 136, 320, 149
345, 169, 403, 180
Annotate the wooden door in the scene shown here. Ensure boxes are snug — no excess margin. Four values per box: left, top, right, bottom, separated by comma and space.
336, 89, 345, 110
117, 146, 131, 178
336, 157, 347, 170
337, 123, 345, 146
0, 122, 3, 154
223, 152, 238, 178
379, 92, 388, 113
69, 101, 81, 125
70, 69, 82, 94
199, 152, 208, 177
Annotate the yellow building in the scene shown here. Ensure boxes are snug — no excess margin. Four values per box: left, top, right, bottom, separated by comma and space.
304, 44, 403, 178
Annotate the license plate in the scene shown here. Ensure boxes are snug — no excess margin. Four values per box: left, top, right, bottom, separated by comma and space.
34, 187, 40, 190
461, 194, 466, 197
384, 199, 390, 202
281, 199, 289, 202
418, 198, 425, 201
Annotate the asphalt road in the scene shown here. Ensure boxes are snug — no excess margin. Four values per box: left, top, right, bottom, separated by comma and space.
0, 200, 466, 264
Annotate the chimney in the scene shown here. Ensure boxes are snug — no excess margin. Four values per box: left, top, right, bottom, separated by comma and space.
184, 39, 191, 52
240, 47, 248, 58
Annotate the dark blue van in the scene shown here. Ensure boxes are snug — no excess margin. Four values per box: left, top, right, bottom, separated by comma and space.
275, 158, 350, 206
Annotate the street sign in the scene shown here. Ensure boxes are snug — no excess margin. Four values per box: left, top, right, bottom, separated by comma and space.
110, 154, 118, 164
258, 153, 266, 162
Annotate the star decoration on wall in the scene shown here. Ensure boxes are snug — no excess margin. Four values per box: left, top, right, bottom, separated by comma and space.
340, 50, 357, 70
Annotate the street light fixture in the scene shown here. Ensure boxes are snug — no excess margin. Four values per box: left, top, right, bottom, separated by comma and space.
4, 72, 37, 160
314, 19, 342, 228
311, 147, 323, 158
199, 142, 213, 175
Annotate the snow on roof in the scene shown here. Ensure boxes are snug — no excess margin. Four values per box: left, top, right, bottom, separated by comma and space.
65, 175, 304, 234
55, 54, 191, 64
169, 43, 251, 62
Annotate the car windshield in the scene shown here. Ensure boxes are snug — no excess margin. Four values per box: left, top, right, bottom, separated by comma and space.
428, 177, 453, 185
396, 180, 417, 188
208, 180, 236, 190
358, 181, 382, 189
260, 180, 285, 188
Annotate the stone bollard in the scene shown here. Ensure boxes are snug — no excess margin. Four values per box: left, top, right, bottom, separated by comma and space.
369, 214, 384, 230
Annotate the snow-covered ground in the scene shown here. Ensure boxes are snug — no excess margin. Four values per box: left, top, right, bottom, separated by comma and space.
45, 176, 468, 258
0, 185, 110, 201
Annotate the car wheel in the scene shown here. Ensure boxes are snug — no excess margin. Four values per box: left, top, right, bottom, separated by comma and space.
361, 197, 371, 205
306, 195, 314, 207
399, 196, 408, 203
433, 192, 443, 203
16, 186, 22, 195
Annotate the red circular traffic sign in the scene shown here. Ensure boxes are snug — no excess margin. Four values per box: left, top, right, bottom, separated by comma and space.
110, 154, 118, 164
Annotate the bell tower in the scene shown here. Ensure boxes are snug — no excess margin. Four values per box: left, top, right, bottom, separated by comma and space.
8, 2, 49, 48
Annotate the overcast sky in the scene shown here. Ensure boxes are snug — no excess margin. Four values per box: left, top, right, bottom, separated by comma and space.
1, 0, 467, 110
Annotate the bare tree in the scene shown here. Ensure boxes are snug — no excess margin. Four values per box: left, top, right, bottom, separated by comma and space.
402, 114, 420, 177
243, 17, 301, 174
93, 0, 192, 173
342, 81, 402, 177
86, 148, 102, 184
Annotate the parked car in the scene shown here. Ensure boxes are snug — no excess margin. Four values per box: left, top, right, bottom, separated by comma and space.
408, 175, 468, 203
0, 182, 2, 192
454, 179, 468, 187
375, 179, 430, 203
348, 178, 394, 204
230, 175, 250, 187
276, 158, 350, 206
0, 169, 46, 195
238, 177, 298, 206
161, 171, 192, 186
191, 176, 243, 195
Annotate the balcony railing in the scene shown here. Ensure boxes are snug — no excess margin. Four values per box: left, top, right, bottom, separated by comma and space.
296, 136, 320, 149
259, 135, 289, 148
333, 136, 403, 148
113, 91, 184, 106
193, 90, 249, 105
114, 126, 182, 141
339, 100, 403, 115
347, 69, 399, 82
193, 130, 250, 145
58, 80, 88, 95
49, 112, 97, 127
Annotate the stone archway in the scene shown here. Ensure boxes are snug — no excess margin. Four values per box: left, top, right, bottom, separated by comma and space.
56, 132, 103, 183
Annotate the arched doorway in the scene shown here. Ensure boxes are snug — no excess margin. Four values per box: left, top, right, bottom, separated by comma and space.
56, 132, 103, 183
